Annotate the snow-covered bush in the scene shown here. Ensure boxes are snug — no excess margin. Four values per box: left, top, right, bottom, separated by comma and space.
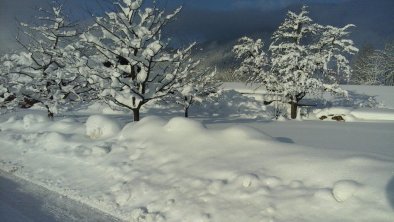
86, 115, 121, 139
82, 0, 198, 121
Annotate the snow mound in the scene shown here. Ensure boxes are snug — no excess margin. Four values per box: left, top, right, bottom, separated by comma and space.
119, 116, 166, 140
76, 101, 127, 115
86, 115, 121, 139
313, 107, 394, 121
1, 114, 394, 221
350, 108, 394, 121
234, 173, 260, 188
332, 180, 362, 202
23, 114, 48, 129
221, 125, 273, 141
164, 117, 205, 134
192, 90, 271, 118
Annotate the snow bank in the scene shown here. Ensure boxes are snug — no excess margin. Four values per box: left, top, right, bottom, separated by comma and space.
332, 180, 362, 202
350, 108, 394, 121
313, 107, 394, 121
1, 115, 394, 221
0, 113, 85, 134
342, 85, 394, 109
86, 115, 121, 139
223, 83, 394, 121
191, 90, 272, 119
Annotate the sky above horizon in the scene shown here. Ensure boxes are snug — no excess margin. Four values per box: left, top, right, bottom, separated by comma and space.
0, 0, 393, 53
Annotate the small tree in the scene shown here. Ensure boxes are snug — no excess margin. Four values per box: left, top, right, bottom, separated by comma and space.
7, 2, 90, 119
269, 6, 358, 118
234, 6, 357, 119
82, 0, 197, 121
169, 47, 221, 117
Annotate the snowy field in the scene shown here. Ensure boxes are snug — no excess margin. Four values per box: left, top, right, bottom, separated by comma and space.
0, 84, 394, 222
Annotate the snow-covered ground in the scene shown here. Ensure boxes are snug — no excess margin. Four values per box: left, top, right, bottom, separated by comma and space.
0, 170, 121, 222
0, 84, 393, 222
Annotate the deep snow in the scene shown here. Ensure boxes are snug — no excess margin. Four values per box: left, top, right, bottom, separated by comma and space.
0, 84, 393, 222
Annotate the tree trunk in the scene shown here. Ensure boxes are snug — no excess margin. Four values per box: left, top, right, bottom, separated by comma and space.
184, 107, 189, 118
290, 102, 298, 119
132, 108, 140, 121
45, 105, 54, 120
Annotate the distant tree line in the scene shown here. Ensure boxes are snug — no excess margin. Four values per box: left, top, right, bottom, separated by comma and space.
351, 42, 394, 86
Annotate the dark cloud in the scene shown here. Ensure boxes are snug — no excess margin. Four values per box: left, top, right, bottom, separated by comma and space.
168, 0, 394, 49
165, 8, 283, 45
0, 0, 393, 53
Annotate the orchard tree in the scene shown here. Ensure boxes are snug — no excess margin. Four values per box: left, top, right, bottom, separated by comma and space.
234, 6, 357, 119
269, 6, 358, 118
82, 0, 199, 121
169, 46, 222, 117
0, 55, 18, 110
0, 53, 33, 110
8, 2, 91, 119
233, 37, 271, 85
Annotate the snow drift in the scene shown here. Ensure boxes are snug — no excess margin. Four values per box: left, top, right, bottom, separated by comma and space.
0, 114, 393, 222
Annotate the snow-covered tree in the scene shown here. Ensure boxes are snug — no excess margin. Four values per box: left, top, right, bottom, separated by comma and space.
315, 24, 358, 83
269, 6, 357, 118
169, 46, 222, 117
378, 41, 394, 86
0, 53, 30, 110
233, 37, 271, 85
233, 6, 357, 119
351, 41, 394, 86
7, 2, 91, 118
351, 44, 383, 85
0, 56, 17, 110
82, 0, 198, 121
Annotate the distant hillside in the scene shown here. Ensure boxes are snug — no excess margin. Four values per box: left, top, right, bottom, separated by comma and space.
192, 41, 238, 81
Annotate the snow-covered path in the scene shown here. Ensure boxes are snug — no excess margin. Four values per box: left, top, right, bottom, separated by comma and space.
0, 170, 122, 222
